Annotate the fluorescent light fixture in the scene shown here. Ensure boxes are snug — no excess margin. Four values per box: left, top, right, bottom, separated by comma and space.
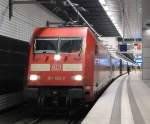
116, 26, 120, 29
99, 0, 123, 37
99, 0, 106, 5
104, 6, 108, 10
112, 20, 116, 24
119, 30, 123, 37
114, 23, 118, 27
110, 16, 114, 21
106, 11, 112, 16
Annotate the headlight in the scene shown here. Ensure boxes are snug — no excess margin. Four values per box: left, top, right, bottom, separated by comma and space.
29, 74, 40, 81
54, 54, 61, 61
73, 75, 83, 81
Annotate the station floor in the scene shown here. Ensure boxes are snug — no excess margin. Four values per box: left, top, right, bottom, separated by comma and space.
82, 71, 150, 124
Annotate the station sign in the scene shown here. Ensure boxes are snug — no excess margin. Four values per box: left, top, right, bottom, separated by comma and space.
118, 37, 142, 42
119, 44, 127, 52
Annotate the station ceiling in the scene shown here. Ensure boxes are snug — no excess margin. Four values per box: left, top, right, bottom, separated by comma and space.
41, 0, 120, 37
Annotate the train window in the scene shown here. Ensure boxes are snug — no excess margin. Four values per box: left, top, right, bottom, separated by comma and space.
34, 38, 58, 53
60, 38, 82, 53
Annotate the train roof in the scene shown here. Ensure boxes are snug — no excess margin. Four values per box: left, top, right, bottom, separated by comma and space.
32, 26, 94, 38
35, 26, 89, 30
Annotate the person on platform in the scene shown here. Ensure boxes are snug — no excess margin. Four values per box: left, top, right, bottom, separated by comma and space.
127, 65, 131, 75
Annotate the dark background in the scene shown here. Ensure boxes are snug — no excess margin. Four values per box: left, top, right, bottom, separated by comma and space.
0, 35, 29, 94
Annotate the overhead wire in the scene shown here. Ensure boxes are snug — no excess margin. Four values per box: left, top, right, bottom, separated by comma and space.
118, 0, 132, 39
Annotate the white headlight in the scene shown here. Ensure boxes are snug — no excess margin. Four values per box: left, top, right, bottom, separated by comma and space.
29, 74, 40, 81
54, 54, 61, 61
73, 75, 83, 81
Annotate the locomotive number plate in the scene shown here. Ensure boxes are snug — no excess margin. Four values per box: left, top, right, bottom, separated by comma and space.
50, 64, 62, 71
48, 76, 65, 80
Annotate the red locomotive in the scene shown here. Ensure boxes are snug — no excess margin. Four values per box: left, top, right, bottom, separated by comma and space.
27, 26, 126, 105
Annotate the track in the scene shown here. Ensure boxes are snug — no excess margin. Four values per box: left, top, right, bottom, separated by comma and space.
14, 115, 82, 124
12, 103, 90, 124
0, 83, 111, 124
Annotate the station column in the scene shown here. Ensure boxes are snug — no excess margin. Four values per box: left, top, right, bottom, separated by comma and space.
142, 0, 150, 79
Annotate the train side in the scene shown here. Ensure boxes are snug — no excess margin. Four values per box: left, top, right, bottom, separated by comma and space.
94, 42, 112, 99
122, 60, 128, 74
27, 26, 127, 105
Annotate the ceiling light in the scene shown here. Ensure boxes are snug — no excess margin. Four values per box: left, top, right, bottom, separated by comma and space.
114, 24, 119, 29
117, 27, 120, 30
106, 11, 112, 16
99, 0, 106, 5
116, 26, 120, 29
110, 16, 114, 21
104, 6, 108, 10
112, 20, 116, 24
114, 23, 117, 27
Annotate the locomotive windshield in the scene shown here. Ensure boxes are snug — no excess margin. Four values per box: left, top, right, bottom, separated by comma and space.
34, 38, 82, 53
60, 38, 82, 53
35, 38, 58, 53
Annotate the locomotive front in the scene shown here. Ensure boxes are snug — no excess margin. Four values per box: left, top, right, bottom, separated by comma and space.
27, 27, 88, 105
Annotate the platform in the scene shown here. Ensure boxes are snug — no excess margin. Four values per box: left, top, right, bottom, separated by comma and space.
82, 71, 150, 124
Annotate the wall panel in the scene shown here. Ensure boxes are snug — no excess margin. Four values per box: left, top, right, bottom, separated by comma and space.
0, 0, 63, 109
0, 0, 63, 42
142, 31, 150, 79
0, 35, 28, 94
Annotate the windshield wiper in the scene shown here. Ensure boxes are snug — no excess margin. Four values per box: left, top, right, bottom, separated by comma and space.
56, 38, 61, 54
78, 45, 82, 56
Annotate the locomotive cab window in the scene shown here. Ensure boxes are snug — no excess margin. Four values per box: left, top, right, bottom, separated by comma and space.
34, 38, 82, 53
60, 38, 82, 53
34, 38, 58, 53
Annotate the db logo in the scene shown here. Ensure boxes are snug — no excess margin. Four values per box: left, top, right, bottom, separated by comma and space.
50, 64, 62, 71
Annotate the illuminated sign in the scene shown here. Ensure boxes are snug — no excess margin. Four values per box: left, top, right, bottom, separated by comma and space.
135, 58, 142, 63
119, 44, 127, 52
